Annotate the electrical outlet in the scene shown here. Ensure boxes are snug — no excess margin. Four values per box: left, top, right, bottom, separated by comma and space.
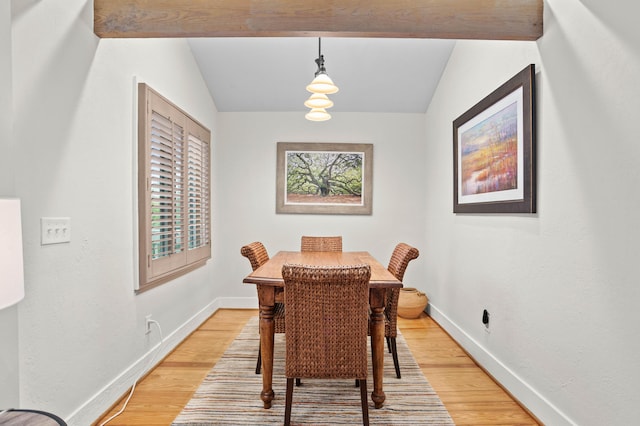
145, 315, 153, 335
482, 309, 490, 333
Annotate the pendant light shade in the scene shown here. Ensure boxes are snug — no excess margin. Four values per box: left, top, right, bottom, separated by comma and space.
304, 93, 334, 109
305, 108, 331, 122
306, 73, 339, 95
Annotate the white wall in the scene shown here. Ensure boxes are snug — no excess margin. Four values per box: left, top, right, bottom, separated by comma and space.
213, 112, 429, 302
10, 0, 218, 424
424, 0, 640, 424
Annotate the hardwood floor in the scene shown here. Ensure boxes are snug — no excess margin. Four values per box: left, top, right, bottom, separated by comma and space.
397, 314, 540, 425
95, 309, 539, 425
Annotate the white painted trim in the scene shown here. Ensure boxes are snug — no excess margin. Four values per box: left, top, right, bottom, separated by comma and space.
222, 296, 259, 309
66, 296, 257, 425
428, 303, 576, 426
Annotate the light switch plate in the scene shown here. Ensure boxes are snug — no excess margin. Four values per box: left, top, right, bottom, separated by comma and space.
41, 217, 71, 245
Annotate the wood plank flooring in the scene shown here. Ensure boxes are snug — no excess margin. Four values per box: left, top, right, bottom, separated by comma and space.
95, 309, 539, 425
397, 314, 540, 425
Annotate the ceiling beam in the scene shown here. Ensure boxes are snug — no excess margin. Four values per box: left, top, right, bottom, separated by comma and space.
94, 0, 543, 41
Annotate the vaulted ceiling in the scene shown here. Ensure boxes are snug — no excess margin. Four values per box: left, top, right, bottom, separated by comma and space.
94, 1, 543, 113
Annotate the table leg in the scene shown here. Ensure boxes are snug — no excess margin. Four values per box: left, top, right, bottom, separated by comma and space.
369, 288, 386, 409
258, 286, 275, 409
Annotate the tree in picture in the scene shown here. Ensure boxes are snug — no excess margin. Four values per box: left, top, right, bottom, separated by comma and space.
285, 151, 363, 205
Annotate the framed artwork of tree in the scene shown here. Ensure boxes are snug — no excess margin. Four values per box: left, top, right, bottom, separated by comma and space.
276, 142, 373, 215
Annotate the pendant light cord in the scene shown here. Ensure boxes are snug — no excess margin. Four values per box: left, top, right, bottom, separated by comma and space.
315, 38, 326, 76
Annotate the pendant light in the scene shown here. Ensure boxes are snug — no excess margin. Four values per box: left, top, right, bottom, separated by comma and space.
304, 93, 334, 109
305, 108, 331, 122
305, 38, 338, 121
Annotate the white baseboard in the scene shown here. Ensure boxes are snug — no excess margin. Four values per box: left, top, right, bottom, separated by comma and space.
222, 296, 259, 309
66, 296, 257, 426
428, 303, 576, 426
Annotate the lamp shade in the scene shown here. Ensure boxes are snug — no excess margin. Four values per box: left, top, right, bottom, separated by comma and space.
304, 93, 334, 109
0, 199, 25, 310
305, 108, 331, 122
306, 73, 339, 94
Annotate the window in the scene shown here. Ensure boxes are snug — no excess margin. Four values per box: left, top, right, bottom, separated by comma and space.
137, 83, 211, 292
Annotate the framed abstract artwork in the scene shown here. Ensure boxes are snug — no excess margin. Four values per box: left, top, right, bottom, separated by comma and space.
276, 142, 373, 215
453, 64, 536, 213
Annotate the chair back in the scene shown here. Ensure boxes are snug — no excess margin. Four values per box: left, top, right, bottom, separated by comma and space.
240, 242, 269, 271
300, 235, 343, 252
388, 243, 420, 282
386, 243, 420, 331
283, 264, 370, 379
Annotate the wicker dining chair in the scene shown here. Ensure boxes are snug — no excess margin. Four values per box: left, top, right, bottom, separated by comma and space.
300, 235, 343, 252
378, 243, 420, 379
240, 242, 286, 375
283, 264, 371, 426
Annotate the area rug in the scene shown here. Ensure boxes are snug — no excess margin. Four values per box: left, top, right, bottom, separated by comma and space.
172, 316, 454, 425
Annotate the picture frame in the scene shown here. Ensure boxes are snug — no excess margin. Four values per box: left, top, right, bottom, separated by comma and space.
453, 64, 536, 214
276, 142, 373, 215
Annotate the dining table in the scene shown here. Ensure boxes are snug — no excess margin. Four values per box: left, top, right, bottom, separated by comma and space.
243, 250, 402, 409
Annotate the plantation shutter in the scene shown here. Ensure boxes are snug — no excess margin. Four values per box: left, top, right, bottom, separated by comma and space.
138, 84, 211, 291
186, 118, 211, 261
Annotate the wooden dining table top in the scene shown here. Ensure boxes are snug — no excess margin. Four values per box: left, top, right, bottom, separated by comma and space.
243, 250, 402, 288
